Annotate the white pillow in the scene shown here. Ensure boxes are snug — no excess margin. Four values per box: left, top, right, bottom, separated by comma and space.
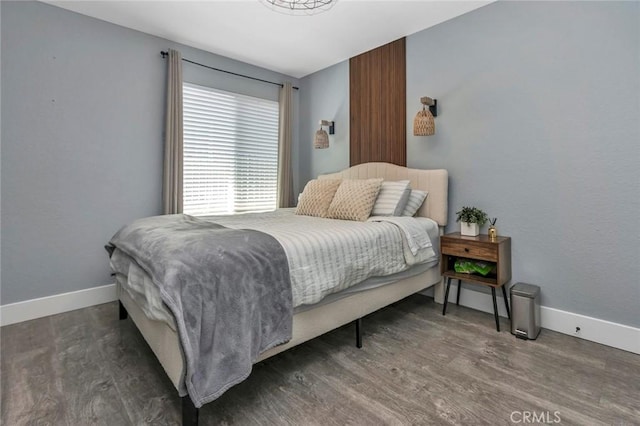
371, 180, 411, 216
401, 190, 428, 216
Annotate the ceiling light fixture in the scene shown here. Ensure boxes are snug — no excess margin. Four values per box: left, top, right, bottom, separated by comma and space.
260, 0, 337, 15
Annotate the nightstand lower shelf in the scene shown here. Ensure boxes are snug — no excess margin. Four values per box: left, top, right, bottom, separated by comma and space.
442, 276, 511, 332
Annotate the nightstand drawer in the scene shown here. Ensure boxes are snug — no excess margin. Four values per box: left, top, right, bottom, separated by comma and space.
441, 240, 498, 261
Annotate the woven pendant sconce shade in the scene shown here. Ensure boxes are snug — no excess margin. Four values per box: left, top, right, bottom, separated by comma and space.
314, 129, 329, 149
413, 108, 435, 136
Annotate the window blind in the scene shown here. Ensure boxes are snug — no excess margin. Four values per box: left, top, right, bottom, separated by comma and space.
183, 83, 279, 216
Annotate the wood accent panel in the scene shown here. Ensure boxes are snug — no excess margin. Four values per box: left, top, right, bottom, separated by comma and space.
349, 38, 406, 166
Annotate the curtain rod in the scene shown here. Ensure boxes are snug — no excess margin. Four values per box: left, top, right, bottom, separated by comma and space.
161, 51, 299, 91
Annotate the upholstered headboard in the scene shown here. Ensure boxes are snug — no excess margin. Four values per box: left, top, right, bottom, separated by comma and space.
318, 162, 448, 226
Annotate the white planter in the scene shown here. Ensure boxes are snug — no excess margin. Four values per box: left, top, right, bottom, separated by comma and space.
460, 222, 479, 236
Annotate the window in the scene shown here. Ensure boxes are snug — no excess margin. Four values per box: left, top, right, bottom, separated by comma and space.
183, 83, 279, 216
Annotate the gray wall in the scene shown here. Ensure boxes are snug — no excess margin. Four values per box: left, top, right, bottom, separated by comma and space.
298, 60, 350, 188
299, 1, 640, 327
1, 1, 299, 304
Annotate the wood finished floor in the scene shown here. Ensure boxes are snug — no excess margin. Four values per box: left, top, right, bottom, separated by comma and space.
1, 295, 638, 425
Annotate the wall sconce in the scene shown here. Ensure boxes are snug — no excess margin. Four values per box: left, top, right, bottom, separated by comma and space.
314, 120, 334, 149
413, 96, 438, 136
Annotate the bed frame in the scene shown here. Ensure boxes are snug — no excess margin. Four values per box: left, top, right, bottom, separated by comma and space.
116, 162, 448, 425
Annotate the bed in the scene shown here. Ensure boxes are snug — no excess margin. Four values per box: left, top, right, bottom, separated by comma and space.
109, 162, 448, 425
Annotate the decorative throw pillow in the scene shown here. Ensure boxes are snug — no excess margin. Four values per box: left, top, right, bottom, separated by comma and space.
401, 190, 428, 216
371, 180, 411, 216
295, 179, 342, 218
327, 178, 383, 221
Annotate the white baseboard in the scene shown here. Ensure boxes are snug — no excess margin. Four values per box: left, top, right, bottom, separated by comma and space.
0, 283, 117, 326
3, 282, 638, 355
446, 286, 640, 355
539, 306, 640, 355
445, 282, 511, 318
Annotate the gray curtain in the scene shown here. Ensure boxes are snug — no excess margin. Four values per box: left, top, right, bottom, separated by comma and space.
163, 49, 184, 215
277, 82, 294, 208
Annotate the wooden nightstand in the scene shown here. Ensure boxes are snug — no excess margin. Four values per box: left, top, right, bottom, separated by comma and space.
440, 233, 512, 331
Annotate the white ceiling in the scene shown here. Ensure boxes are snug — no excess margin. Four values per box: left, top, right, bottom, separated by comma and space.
45, 0, 491, 78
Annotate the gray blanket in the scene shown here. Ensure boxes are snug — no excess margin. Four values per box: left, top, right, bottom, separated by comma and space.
107, 214, 292, 407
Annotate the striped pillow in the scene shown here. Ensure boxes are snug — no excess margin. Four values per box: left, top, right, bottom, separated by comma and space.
371, 180, 411, 216
402, 190, 428, 216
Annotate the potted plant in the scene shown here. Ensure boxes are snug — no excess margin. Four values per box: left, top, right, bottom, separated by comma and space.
456, 206, 489, 236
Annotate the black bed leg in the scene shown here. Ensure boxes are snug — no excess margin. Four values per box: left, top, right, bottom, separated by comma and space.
355, 318, 363, 349
118, 301, 128, 320
182, 396, 199, 426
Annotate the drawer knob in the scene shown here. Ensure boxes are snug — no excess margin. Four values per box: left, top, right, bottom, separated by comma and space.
464, 247, 469, 252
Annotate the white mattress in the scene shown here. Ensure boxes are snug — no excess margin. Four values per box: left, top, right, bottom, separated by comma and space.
110, 209, 440, 328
